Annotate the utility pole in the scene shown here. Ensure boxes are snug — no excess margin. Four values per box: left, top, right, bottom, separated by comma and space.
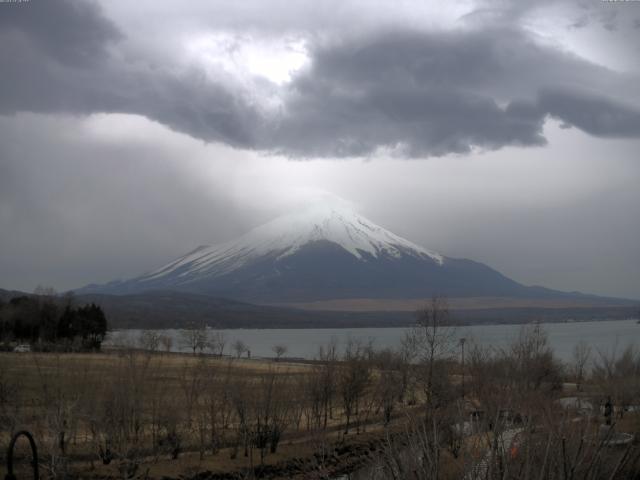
460, 337, 466, 400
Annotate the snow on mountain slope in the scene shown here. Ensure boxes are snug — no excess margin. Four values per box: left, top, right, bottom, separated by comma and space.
139, 204, 443, 285
76, 203, 623, 305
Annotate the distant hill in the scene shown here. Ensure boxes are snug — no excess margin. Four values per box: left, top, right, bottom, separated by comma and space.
2, 288, 637, 329
0, 288, 30, 302
3, 287, 399, 328
72, 291, 640, 328
74, 290, 410, 329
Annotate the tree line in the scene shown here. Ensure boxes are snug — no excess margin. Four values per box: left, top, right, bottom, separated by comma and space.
0, 288, 108, 350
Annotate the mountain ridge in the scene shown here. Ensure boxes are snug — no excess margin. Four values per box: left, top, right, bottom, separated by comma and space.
75, 204, 631, 305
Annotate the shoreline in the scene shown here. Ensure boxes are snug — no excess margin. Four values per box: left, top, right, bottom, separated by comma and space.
108, 315, 639, 331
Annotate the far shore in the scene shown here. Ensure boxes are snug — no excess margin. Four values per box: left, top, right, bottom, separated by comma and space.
266, 295, 639, 312
108, 314, 639, 330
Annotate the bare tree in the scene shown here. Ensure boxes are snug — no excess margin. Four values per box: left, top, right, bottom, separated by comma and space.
203, 362, 234, 454
145, 355, 169, 459
249, 368, 292, 463
397, 333, 418, 404
272, 344, 287, 361
412, 295, 456, 407
187, 359, 214, 460
232, 339, 248, 359
179, 359, 204, 432
509, 323, 562, 393
138, 330, 161, 352
180, 323, 209, 355
208, 329, 226, 357
317, 338, 338, 428
229, 377, 251, 460
572, 340, 592, 391
374, 403, 640, 480
370, 349, 403, 425
88, 349, 153, 476
304, 366, 324, 430
593, 344, 640, 419
338, 339, 371, 434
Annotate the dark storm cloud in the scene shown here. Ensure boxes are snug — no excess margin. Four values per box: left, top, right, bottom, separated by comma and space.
1, 0, 640, 158
269, 29, 553, 157
539, 88, 640, 138
0, 0, 263, 147
271, 82, 547, 157
0, 0, 121, 113
267, 28, 640, 157
128, 67, 264, 148
0, 0, 120, 67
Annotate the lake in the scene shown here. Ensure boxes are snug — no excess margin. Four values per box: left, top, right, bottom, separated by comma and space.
106, 319, 640, 363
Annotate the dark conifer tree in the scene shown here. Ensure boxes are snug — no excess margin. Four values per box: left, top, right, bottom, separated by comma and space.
0, 295, 108, 350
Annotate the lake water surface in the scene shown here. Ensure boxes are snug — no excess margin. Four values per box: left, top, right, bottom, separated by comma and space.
107, 319, 640, 363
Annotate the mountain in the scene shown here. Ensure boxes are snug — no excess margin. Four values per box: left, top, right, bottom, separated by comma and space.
77, 203, 612, 304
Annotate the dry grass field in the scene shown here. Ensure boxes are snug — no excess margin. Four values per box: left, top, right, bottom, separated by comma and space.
0, 349, 411, 479
3, 320, 640, 479
1, 350, 311, 404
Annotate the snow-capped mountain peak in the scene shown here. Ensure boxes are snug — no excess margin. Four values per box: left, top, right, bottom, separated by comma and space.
240, 204, 442, 261
141, 204, 443, 284
77, 202, 545, 303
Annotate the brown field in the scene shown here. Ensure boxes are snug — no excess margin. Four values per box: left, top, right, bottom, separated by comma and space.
267, 295, 630, 312
0, 350, 312, 402
0, 349, 414, 479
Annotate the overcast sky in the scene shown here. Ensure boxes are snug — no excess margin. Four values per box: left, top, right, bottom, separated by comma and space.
1, 0, 639, 299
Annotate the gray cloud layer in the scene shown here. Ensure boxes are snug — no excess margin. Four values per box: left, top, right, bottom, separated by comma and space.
1, 0, 640, 157
0, 0, 119, 67
0, 0, 261, 146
